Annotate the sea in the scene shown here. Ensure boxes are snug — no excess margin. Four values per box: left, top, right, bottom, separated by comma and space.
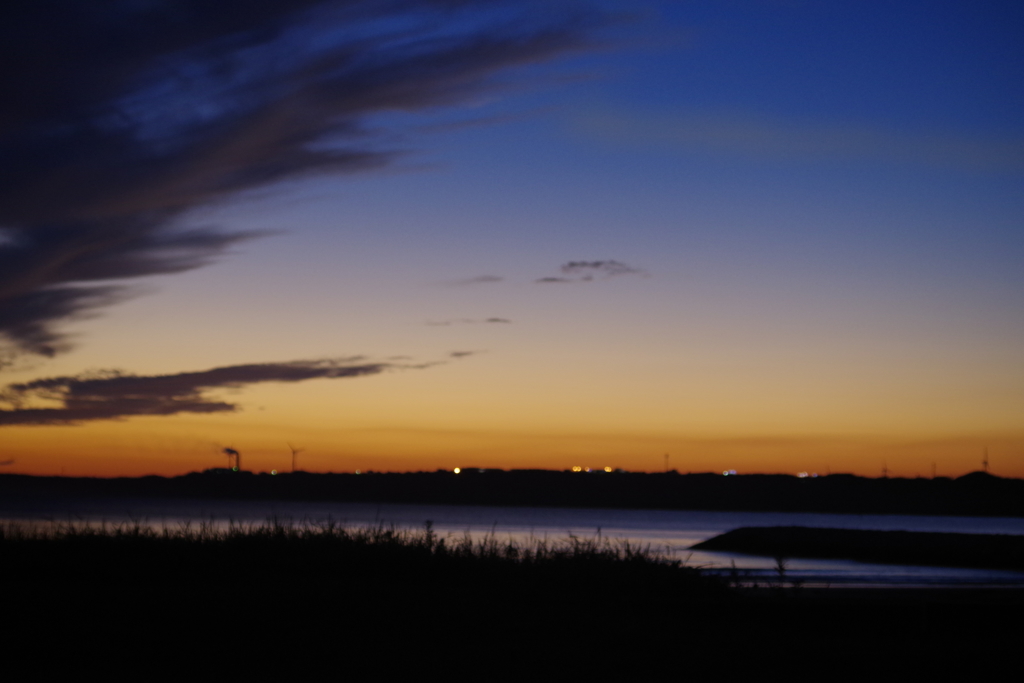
4, 496, 1024, 588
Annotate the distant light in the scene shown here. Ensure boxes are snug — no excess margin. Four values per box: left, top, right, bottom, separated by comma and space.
355, 470, 361, 475
797, 472, 808, 478
232, 466, 238, 472
271, 470, 277, 475
811, 473, 818, 478
453, 467, 461, 474
585, 467, 591, 473
572, 466, 582, 472
604, 466, 612, 473
723, 469, 736, 476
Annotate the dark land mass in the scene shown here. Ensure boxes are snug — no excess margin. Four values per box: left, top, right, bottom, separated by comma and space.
3, 523, 1023, 674
693, 526, 1024, 571
2, 468, 1023, 517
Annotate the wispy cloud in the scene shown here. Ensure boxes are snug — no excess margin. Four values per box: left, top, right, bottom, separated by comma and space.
426, 317, 511, 326
438, 275, 505, 287
0, 1, 608, 361
575, 109, 1024, 170
0, 358, 414, 426
535, 260, 647, 283
562, 260, 645, 278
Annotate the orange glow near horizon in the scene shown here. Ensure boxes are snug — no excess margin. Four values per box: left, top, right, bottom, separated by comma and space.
2, 349, 1021, 479
2, 416, 1020, 479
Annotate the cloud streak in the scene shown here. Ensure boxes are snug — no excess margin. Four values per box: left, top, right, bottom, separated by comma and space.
426, 317, 511, 326
0, 358, 403, 426
0, 1, 607, 360
575, 109, 1024, 170
439, 275, 505, 287
535, 260, 646, 283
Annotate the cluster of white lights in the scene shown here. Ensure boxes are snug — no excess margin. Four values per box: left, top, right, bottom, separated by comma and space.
571, 466, 614, 473
722, 469, 737, 476
796, 472, 819, 478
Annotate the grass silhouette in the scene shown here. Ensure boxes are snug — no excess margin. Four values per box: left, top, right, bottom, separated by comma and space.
4, 519, 1023, 671
1, 516, 708, 571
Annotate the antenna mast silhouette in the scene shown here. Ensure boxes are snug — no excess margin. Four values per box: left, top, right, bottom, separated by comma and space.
983, 447, 989, 473
288, 443, 305, 473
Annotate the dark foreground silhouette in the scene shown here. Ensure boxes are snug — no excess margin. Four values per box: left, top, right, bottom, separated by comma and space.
3, 468, 1022, 516
693, 526, 1024, 571
3, 521, 1023, 673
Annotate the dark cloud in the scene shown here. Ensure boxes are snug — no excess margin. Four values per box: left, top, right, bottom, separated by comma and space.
535, 260, 646, 283
0, 1, 607, 360
0, 358, 400, 426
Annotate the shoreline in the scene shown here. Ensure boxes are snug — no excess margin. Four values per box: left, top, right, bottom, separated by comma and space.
692, 525, 1024, 572
5, 496, 1024, 589
3, 468, 1024, 517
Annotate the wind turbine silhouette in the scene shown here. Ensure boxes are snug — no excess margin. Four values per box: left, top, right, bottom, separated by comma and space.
288, 443, 305, 473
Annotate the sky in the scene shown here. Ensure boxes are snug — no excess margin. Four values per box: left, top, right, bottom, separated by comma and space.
1, 0, 1022, 478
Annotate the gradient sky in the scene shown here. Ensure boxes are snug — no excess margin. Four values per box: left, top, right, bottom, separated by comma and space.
1, 0, 1022, 478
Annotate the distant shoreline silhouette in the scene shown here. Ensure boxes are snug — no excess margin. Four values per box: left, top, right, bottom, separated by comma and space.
2, 468, 1021, 517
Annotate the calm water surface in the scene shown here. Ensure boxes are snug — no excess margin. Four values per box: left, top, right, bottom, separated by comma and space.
5, 497, 1024, 587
